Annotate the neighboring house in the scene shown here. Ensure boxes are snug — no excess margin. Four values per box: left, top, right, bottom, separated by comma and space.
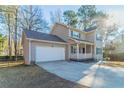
22, 23, 103, 64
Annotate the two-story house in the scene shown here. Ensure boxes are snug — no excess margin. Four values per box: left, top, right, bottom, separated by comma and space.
22, 23, 103, 64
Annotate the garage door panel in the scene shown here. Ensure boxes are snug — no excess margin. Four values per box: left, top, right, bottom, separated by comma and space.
36, 46, 65, 62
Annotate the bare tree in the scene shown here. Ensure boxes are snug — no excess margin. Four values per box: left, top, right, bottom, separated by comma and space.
19, 6, 49, 32
0, 6, 13, 59
14, 7, 18, 61
0, 6, 19, 60
50, 9, 63, 24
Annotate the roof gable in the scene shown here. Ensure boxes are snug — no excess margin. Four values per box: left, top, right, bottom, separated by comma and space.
53, 22, 96, 33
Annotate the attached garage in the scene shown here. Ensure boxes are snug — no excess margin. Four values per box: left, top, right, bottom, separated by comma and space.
22, 30, 67, 65
35, 46, 65, 62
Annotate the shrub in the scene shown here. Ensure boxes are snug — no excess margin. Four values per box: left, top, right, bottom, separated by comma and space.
0, 56, 24, 61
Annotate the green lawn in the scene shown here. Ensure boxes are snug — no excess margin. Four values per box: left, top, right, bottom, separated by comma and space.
0, 64, 86, 88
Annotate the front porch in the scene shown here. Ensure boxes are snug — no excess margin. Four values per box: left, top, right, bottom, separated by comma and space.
68, 39, 94, 60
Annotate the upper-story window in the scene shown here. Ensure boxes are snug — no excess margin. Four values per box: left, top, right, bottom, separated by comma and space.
71, 31, 81, 39
96, 34, 102, 41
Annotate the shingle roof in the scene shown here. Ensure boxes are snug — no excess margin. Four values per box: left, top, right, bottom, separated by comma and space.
71, 37, 94, 43
24, 30, 66, 43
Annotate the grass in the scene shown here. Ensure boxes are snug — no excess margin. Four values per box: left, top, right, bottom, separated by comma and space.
102, 61, 124, 68
0, 64, 86, 88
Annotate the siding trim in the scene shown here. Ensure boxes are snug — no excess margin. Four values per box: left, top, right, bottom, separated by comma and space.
26, 38, 67, 45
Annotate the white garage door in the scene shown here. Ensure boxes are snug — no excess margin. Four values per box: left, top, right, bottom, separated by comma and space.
35, 46, 65, 62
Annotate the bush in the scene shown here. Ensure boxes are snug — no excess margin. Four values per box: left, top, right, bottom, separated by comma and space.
0, 56, 24, 61
103, 57, 110, 61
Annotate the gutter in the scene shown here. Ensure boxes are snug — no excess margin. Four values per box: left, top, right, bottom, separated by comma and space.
26, 38, 67, 45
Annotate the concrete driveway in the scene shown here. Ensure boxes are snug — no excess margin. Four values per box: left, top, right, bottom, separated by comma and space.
37, 61, 124, 88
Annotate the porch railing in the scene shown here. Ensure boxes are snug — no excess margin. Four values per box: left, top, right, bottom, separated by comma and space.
70, 53, 93, 59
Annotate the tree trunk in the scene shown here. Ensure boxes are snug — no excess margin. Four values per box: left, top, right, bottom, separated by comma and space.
7, 14, 11, 60
14, 9, 18, 61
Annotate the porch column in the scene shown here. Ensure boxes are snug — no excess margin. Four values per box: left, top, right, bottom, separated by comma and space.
68, 44, 70, 60
91, 45, 92, 57
76, 44, 79, 59
91, 45, 92, 53
84, 43, 86, 59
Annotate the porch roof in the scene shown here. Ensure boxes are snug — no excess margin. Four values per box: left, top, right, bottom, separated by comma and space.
70, 38, 94, 45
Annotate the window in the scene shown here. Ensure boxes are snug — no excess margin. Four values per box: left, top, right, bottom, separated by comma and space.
96, 34, 102, 41
71, 31, 81, 39
71, 45, 77, 54
96, 48, 102, 54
